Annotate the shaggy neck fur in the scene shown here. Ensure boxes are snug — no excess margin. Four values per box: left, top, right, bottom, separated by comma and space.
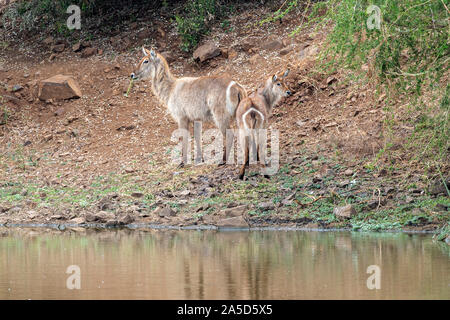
150, 56, 176, 105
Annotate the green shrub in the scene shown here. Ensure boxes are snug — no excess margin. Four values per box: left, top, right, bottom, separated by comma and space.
264, 0, 448, 170
311, 0, 448, 94
2, 0, 86, 32
175, 0, 223, 51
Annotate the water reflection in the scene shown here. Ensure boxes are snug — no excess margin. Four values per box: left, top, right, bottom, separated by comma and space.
0, 228, 448, 299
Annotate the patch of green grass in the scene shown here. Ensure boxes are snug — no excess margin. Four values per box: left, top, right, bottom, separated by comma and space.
175, 0, 227, 51
434, 223, 449, 241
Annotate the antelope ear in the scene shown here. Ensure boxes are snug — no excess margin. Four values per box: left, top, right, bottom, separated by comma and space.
283, 69, 290, 78
150, 49, 156, 59
142, 47, 149, 56
272, 74, 277, 82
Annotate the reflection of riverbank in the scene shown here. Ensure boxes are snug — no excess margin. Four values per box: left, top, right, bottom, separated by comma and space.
0, 228, 449, 299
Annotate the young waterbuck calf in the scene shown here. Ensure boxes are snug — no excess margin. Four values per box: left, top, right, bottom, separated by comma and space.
236, 70, 291, 179
131, 47, 246, 165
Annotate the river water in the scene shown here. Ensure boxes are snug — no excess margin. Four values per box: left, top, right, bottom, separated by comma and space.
0, 227, 448, 299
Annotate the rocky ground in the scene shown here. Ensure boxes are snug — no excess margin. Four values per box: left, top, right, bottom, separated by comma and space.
0, 2, 448, 239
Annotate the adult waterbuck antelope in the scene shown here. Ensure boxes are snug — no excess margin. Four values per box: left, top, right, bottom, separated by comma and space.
131, 47, 246, 166
235, 70, 291, 179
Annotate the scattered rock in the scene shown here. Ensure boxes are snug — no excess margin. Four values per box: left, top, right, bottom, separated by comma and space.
196, 203, 211, 212
384, 186, 395, 194
119, 214, 135, 225
9, 207, 21, 214
258, 202, 275, 211
137, 29, 151, 40
69, 217, 85, 224
249, 54, 263, 65
157, 27, 166, 38
43, 134, 53, 142
81, 40, 92, 48
193, 43, 221, 62
334, 204, 356, 219
281, 196, 294, 206
86, 211, 115, 223
326, 76, 338, 85
81, 47, 98, 58
105, 220, 118, 227
429, 179, 449, 196
38, 75, 82, 101
131, 192, 144, 198
179, 190, 191, 197
344, 169, 353, 176
228, 49, 237, 60
72, 42, 82, 52
124, 167, 135, 173
435, 203, 449, 211
219, 205, 248, 217
160, 51, 175, 64
85, 213, 95, 222
154, 206, 176, 217
43, 36, 54, 45
11, 84, 23, 92
220, 48, 228, 58
239, 40, 254, 52
117, 124, 136, 131
216, 216, 249, 229
405, 196, 415, 204
262, 38, 283, 51
279, 46, 293, 56
51, 43, 65, 53
367, 200, 379, 209
27, 210, 37, 219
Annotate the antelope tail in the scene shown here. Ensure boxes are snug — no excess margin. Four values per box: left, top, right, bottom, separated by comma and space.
226, 81, 247, 116
242, 107, 264, 130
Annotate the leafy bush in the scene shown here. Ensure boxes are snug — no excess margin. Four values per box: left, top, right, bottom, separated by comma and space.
175, 0, 223, 51
1, 0, 166, 34
266, 0, 448, 171
2, 0, 90, 32
316, 0, 449, 174
311, 0, 448, 95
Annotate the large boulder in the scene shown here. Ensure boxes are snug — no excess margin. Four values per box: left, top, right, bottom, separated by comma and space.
193, 43, 221, 62
219, 204, 248, 217
217, 216, 249, 229
261, 38, 283, 51
334, 204, 356, 219
153, 206, 176, 217
38, 75, 82, 101
81, 47, 98, 58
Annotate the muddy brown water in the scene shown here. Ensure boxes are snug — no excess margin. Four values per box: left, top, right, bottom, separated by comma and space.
0, 227, 448, 299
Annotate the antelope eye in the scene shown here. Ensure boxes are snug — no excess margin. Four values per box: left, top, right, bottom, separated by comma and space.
277, 83, 281, 86
143, 60, 149, 64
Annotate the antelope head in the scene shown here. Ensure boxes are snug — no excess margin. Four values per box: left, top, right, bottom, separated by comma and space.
130, 47, 161, 81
